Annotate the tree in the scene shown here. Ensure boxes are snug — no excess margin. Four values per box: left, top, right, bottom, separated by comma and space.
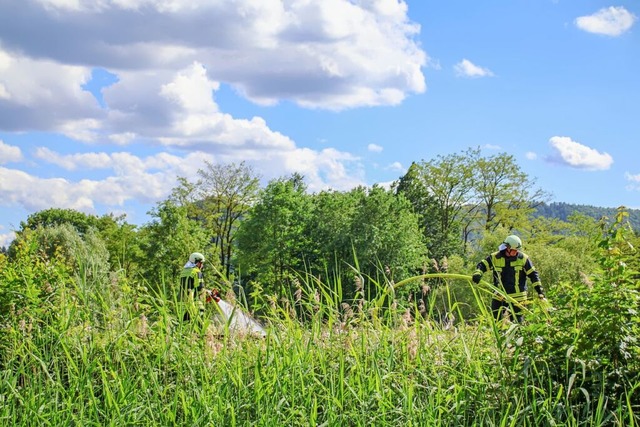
18, 207, 99, 234
13, 208, 141, 276
307, 188, 360, 274
94, 213, 142, 278
195, 161, 261, 278
345, 185, 429, 299
139, 199, 210, 292
396, 148, 478, 257
473, 152, 549, 232
235, 174, 313, 296
396, 162, 450, 258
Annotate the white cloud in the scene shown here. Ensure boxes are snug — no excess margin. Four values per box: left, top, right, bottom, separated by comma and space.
34, 147, 112, 170
547, 136, 613, 171
279, 147, 364, 192
0, 0, 426, 117
625, 172, 640, 192
0, 229, 15, 248
0, 140, 23, 164
0, 149, 216, 212
368, 143, 383, 153
454, 59, 494, 78
575, 6, 637, 36
2, 142, 368, 214
0, 47, 100, 133
385, 161, 405, 172
525, 151, 537, 160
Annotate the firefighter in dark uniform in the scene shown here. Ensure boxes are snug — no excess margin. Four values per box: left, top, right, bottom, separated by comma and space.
472, 235, 545, 323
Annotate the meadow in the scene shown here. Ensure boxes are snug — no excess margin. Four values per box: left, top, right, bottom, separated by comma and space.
1, 260, 638, 426
1, 207, 639, 426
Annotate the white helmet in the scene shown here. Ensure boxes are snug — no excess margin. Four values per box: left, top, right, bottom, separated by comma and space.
189, 252, 205, 263
503, 235, 522, 250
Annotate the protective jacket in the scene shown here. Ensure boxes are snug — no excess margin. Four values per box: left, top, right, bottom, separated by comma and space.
474, 249, 543, 303
179, 263, 205, 320
180, 264, 205, 295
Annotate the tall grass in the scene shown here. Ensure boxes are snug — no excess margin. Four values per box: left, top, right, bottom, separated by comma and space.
1, 258, 638, 426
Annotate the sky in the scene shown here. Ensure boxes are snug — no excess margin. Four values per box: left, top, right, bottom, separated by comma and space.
0, 0, 639, 248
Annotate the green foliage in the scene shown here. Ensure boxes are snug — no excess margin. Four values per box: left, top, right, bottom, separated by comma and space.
195, 161, 261, 277
234, 175, 314, 296
4, 152, 640, 424
474, 151, 549, 232
346, 185, 428, 299
18, 207, 100, 234
0, 228, 71, 339
236, 182, 429, 303
396, 149, 477, 258
94, 214, 143, 277
12, 208, 142, 277
139, 199, 211, 294
521, 208, 640, 403
2, 250, 637, 425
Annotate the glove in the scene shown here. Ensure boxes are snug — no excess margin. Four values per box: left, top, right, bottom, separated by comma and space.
472, 272, 482, 284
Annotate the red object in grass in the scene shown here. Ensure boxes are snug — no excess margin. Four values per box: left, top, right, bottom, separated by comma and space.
206, 289, 221, 303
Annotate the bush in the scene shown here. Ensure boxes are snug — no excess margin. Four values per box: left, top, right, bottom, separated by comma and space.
521, 208, 640, 403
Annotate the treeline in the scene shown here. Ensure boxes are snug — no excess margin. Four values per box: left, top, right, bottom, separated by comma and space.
0, 148, 547, 300
535, 202, 640, 230
3, 147, 638, 307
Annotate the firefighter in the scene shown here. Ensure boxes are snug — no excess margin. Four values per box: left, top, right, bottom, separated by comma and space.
180, 252, 208, 322
472, 235, 545, 323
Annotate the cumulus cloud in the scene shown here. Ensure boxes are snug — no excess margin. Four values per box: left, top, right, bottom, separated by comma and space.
1, 141, 366, 214
0, 140, 22, 164
0, 0, 426, 120
546, 136, 613, 171
454, 59, 494, 78
0, 148, 217, 213
575, 6, 637, 36
368, 143, 383, 153
34, 147, 112, 170
0, 47, 101, 133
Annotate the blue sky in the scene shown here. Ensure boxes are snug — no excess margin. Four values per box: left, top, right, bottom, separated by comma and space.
0, 0, 638, 247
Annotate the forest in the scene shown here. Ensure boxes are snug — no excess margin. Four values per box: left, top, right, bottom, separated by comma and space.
1, 147, 638, 425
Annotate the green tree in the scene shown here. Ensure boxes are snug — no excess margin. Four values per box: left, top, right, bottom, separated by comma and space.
13, 208, 142, 276
346, 185, 429, 299
94, 213, 142, 277
522, 208, 640, 401
139, 199, 209, 292
235, 174, 313, 296
396, 162, 451, 258
195, 161, 261, 278
303, 185, 429, 301
396, 148, 478, 257
18, 207, 99, 234
473, 152, 549, 232
307, 189, 360, 275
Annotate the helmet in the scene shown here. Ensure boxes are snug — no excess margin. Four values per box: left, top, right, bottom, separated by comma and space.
503, 235, 522, 250
189, 252, 205, 264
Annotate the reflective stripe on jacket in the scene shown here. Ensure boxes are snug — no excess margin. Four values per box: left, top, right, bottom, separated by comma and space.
475, 250, 541, 300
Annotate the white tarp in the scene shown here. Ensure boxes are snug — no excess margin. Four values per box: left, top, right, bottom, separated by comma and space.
214, 299, 267, 338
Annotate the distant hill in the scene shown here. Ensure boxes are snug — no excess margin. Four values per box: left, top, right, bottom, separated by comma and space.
534, 202, 640, 231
